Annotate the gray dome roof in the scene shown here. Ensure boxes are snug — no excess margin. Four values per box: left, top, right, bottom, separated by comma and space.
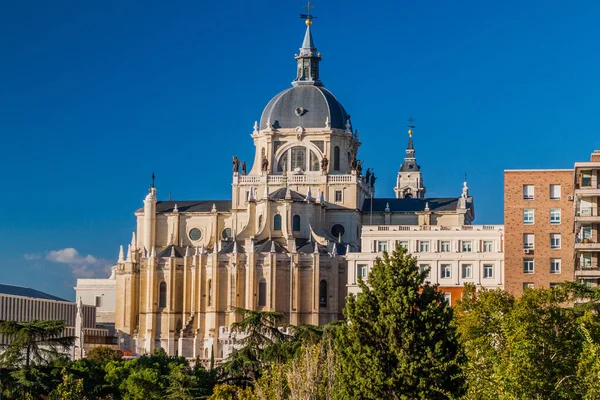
260, 85, 349, 130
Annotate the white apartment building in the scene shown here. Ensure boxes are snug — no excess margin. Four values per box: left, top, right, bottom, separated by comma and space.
346, 224, 504, 304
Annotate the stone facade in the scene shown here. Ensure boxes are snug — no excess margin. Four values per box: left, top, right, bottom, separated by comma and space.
504, 170, 575, 295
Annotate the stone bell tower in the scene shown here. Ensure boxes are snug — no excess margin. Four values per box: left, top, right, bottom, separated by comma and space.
394, 119, 426, 199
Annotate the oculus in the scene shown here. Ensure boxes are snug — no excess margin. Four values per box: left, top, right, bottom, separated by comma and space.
331, 224, 345, 238
188, 228, 202, 241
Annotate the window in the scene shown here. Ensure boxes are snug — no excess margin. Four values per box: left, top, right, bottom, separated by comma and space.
207, 279, 212, 306
309, 151, 320, 171
523, 184, 534, 200
319, 280, 328, 307
95, 296, 102, 308
550, 209, 561, 224
443, 293, 452, 304
523, 233, 534, 249
523, 209, 534, 224
377, 241, 388, 253
483, 241, 494, 252
551, 259, 561, 274
222, 228, 232, 240
582, 254, 592, 267
440, 264, 452, 279
277, 150, 288, 172
523, 282, 534, 290
524, 259, 534, 274
462, 264, 472, 279
333, 146, 340, 171
419, 264, 431, 278
550, 234, 561, 249
188, 228, 202, 241
357, 264, 368, 279
292, 215, 301, 231
581, 226, 593, 240
483, 264, 494, 278
397, 241, 409, 250
440, 241, 451, 252
550, 184, 561, 200
419, 241, 430, 253
273, 214, 282, 230
582, 172, 592, 187
335, 190, 343, 203
258, 279, 267, 307
159, 282, 167, 308
462, 241, 472, 252
290, 146, 306, 171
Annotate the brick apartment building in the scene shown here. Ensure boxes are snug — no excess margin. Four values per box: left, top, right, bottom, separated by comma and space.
504, 170, 575, 295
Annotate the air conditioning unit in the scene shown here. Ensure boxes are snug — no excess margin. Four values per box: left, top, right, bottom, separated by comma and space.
568, 195, 574, 201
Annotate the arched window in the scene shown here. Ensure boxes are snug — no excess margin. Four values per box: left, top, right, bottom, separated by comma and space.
258, 279, 267, 307
292, 215, 301, 231
277, 150, 288, 172
333, 146, 340, 171
309, 151, 320, 171
319, 280, 328, 307
159, 282, 167, 308
273, 214, 282, 230
290, 147, 306, 171
207, 279, 212, 306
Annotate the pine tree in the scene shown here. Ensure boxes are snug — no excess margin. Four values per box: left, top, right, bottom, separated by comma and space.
334, 245, 463, 399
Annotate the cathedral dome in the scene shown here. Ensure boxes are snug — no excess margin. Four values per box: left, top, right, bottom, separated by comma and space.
260, 85, 349, 130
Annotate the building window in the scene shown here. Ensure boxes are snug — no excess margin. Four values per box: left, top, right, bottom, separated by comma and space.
462, 264, 472, 279
377, 241, 388, 253
550, 233, 561, 249
95, 296, 102, 308
483, 264, 494, 278
550, 184, 561, 200
207, 279, 212, 306
333, 146, 340, 171
549, 283, 559, 289
357, 264, 368, 279
483, 241, 494, 252
159, 282, 167, 308
419, 264, 431, 278
440, 264, 452, 279
523, 233, 534, 249
550, 259, 561, 274
440, 241, 451, 252
319, 280, 328, 307
443, 293, 452, 304
523, 184, 534, 200
462, 241, 472, 252
524, 259, 534, 274
523, 209, 534, 225
258, 279, 267, 307
581, 254, 592, 268
419, 241, 430, 253
523, 282, 534, 290
582, 172, 592, 187
188, 228, 202, 241
273, 214, 282, 230
397, 241, 409, 250
292, 215, 301, 231
309, 150, 320, 171
290, 146, 307, 171
334, 190, 343, 203
581, 226, 593, 241
550, 209, 561, 224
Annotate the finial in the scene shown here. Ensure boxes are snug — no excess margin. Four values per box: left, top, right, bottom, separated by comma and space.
233, 241, 238, 254
306, 186, 313, 201
253, 121, 259, 132
300, 0, 316, 25
151, 172, 155, 189
150, 247, 156, 258
346, 244, 351, 254
425, 202, 430, 211
126, 244, 132, 261
314, 241, 319, 254
270, 240, 276, 253
345, 118, 352, 134
407, 115, 415, 136
285, 186, 292, 200
170, 246, 175, 258
211, 203, 217, 213
173, 203, 179, 213
332, 243, 338, 256
131, 232, 137, 249
118, 245, 124, 263
185, 246, 191, 257
385, 202, 390, 212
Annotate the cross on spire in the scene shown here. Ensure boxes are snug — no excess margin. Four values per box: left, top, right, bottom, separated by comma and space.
407, 115, 415, 130
151, 172, 155, 189
300, 0, 317, 24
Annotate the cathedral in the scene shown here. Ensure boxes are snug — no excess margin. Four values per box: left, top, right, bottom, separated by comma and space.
113, 13, 475, 360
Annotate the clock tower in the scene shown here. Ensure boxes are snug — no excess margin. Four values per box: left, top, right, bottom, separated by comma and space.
393, 123, 426, 198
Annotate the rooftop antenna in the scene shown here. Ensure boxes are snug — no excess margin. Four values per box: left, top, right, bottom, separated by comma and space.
300, 0, 317, 24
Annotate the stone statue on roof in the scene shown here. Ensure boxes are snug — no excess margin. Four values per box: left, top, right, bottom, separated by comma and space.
232, 156, 240, 173
321, 155, 329, 172
242, 161, 247, 175
261, 156, 269, 172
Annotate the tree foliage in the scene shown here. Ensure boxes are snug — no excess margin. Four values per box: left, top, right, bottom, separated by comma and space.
334, 245, 463, 399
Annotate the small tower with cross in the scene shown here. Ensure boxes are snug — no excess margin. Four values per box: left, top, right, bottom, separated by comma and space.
394, 116, 426, 199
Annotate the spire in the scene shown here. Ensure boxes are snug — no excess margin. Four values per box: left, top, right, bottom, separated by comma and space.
293, 2, 322, 87
118, 245, 124, 263
395, 116, 426, 199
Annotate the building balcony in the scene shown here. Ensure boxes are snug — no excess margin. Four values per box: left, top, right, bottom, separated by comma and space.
575, 186, 600, 196
575, 265, 600, 278
575, 207, 600, 223
575, 241, 600, 251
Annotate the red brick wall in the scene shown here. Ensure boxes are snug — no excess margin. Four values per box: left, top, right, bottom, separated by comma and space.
504, 170, 574, 296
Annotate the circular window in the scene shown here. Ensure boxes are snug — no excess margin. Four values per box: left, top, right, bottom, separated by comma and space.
331, 224, 345, 238
222, 228, 232, 240
188, 228, 202, 241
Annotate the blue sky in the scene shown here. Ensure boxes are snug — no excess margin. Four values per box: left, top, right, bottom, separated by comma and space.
1, 0, 599, 300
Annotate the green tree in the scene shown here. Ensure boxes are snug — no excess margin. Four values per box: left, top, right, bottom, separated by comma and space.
86, 345, 123, 365
0, 320, 73, 367
334, 245, 463, 399
455, 285, 583, 399
49, 368, 85, 400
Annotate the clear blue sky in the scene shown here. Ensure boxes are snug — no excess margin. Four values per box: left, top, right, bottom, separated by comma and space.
1, 0, 599, 300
